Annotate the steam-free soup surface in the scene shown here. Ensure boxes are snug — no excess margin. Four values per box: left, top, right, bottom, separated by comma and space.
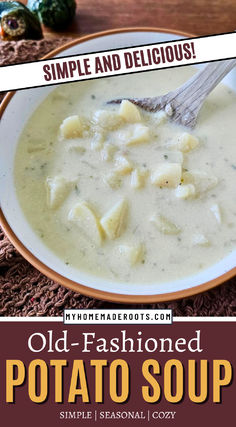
15, 67, 236, 284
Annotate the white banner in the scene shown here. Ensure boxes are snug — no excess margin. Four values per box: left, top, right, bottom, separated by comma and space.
0, 316, 235, 322
0, 32, 235, 92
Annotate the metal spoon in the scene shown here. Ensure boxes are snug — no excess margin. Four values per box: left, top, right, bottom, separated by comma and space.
108, 59, 236, 128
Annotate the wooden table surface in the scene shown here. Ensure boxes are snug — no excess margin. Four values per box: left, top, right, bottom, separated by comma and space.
10, 0, 236, 37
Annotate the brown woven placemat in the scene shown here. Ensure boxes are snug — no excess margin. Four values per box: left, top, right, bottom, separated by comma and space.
0, 38, 235, 316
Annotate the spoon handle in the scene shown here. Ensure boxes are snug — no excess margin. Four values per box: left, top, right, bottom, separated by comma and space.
164, 58, 236, 127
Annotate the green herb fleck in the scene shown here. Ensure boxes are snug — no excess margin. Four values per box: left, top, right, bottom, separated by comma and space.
40, 162, 48, 169
74, 184, 80, 195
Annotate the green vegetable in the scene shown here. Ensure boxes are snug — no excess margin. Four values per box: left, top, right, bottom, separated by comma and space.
0, 1, 42, 41
27, 0, 76, 29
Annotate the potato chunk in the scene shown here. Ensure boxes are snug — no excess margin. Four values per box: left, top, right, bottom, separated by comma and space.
100, 199, 128, 239
130, 168, 146, 189
103, 172, 122, 189
27, 143, 46, 153
154, 110, 168, 125
68, 201, 103, 246
118, 244, 144, 265
124, 124, 150, 145
173, 132, 199, 152
66, 142, 86, 154
90, 132, 105, 151
46, 176, 72, 209
92, 109, 122, 130
60, 115, 84, 139
192, 233, 210, 246
151, 163, 182, 188
101, 143, 117, 161
150, 214, 181, 235
119, 100, 141, 123
163, 151, 184, 164
182, 170, 218, 193
210, 203, 222, 224
175, 184, 196, 199
115, 155, 133, 175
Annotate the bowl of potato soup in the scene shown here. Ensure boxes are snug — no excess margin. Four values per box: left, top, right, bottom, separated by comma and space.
0, 28, 236, 303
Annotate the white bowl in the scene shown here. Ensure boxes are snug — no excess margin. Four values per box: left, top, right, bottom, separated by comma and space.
0, 28, 235, 303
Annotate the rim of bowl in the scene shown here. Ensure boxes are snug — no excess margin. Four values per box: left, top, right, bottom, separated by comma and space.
0, 26, 235, 304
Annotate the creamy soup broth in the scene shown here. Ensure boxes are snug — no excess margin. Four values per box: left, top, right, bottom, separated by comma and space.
14, 66, 236, 283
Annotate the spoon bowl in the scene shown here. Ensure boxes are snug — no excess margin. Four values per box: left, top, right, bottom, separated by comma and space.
109, 59, 236, 128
